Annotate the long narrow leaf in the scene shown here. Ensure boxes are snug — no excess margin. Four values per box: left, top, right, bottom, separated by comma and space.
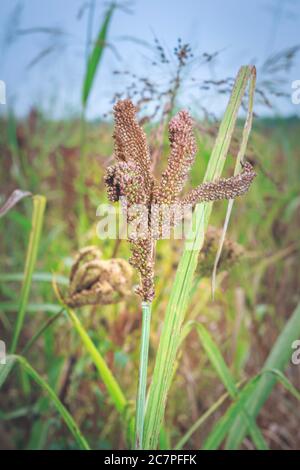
54, 300, 135, 445
10, 195, 46, 353
0, 355, 16, 388
0, 272, 69, 285
82, 3, 115, 107
195, 323, 267, 449
226, 301, 300, 449
175, 389, 230, 449
211, 69, 256, 296
62, 306, 126, 413
203, 366, 300, 450
265, 368, 300, 402
0, 189, 31, 218
0, 355, 90, 450
202, 375, 261, 450
0, 302, 62, 314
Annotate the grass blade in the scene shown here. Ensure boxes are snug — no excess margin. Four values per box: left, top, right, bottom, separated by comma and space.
64, 306, 126, 414
21, 308, 64, 355
195, 323, 268, 449
226, 301, 300, 449
0, 189, 31, 218
135, 301, 152, 449
0, 302, 62, 314
203, 367, 300, 450
175, 389, 231, 449
0, 272, 69, 285
82, 2, 115, 107
144, 65, 256, 449
0, 355, 90, 450
0, 355, 16, 388
212, 70, 256, 296
79, 2, 116, 237
265, 368, 300, 401
202, 375, 261, 449
10, 195, 46, 353
57, 301, 134, 445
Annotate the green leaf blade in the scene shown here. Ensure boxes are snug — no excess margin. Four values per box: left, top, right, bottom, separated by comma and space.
226, 301, 300, 449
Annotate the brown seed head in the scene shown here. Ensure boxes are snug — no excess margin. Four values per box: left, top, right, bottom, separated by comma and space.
66, 246, 133, 307
113, 99, 153, 201
105, 99, 256, 302
157, 110, 197, 204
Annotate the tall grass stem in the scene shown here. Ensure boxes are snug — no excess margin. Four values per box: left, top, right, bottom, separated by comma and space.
2, 355, 90, 450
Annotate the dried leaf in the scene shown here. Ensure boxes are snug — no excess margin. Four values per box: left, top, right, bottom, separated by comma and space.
0, 189, 31, 218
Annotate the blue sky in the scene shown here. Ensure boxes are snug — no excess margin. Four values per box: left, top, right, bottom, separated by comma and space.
0, 0, 299, 118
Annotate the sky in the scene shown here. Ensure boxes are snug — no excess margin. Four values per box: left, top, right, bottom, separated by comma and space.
0, 0, 299, 119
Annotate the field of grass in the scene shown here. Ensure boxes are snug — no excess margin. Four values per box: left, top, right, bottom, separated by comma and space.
1, 99, 300, 449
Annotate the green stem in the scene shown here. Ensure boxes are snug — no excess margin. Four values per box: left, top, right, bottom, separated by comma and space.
135, 301, 152, 450
10, 195, 46, 353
